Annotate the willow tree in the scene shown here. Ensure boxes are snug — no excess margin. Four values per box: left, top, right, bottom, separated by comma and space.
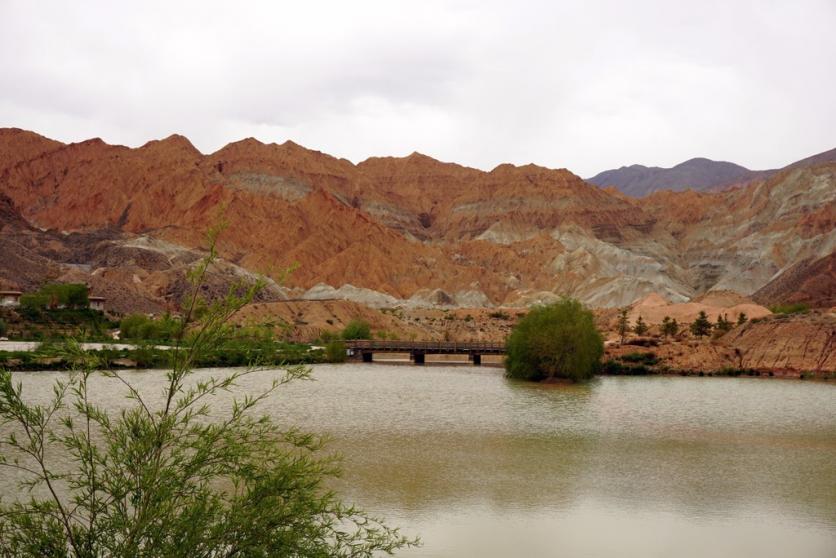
0, 227, 415, 557
505, 298, 604, 382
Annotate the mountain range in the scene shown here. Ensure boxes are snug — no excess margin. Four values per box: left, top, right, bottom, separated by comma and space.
0, 128, 834, 313
587, 148, 836, 197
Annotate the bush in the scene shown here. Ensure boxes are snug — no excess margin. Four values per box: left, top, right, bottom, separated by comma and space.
621, 351, 658, 365
19, 293, 50, 312
601, 360, 652, 375
769, 302, 810, 315
325, 339, 347, 363
505, 298, 603, 382
624, 337, 659, 347
0, 229, 415, 556
342, 319, 371, 340
120, 313, 182, 341
489, 310, 511, 320
319, 329, 339, 343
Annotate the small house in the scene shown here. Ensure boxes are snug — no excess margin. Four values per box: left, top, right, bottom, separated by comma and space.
89, 296, 106, 311
0, 290, 22, 307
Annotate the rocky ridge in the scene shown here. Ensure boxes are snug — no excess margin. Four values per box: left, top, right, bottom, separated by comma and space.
0, 128, 834, 311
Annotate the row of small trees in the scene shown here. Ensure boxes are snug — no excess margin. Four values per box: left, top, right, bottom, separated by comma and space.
617, 308, 748, 342
19, 283, 90, 311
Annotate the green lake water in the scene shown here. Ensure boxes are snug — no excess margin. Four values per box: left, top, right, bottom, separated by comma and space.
8, 364, 836, 557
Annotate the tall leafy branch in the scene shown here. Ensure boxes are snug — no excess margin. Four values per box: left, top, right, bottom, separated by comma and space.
0, 226, 416, 557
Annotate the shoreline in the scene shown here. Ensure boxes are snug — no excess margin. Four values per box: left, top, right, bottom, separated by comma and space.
3, 356, 833, 381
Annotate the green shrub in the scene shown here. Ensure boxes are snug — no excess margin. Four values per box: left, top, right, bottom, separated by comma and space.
505, 298, 603, 382
120, 313, 182, 341
19, 293, 50, 313
624, 337, 659, 347
601, 359, 652, 376
768, 302, 810, 315
620, 351, 658, 365
319, 329, 338, 343
342, 319, 371, 340
325, 339, 347, 363
0, 234, 415, 556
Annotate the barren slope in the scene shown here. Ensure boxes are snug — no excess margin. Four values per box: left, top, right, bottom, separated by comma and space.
1, 128, 833, 309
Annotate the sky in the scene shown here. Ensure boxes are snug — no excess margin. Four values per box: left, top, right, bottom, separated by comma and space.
1, 0, 834, 177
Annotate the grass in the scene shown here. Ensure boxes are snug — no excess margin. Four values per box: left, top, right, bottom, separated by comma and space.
768, 302, 810, 315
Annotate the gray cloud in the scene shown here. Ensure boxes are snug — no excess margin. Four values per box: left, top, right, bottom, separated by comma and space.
1, 0, 834, 176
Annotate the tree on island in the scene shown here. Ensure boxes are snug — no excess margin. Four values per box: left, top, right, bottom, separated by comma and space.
505, 298, 604, 382
689, 310, 712, 337
0, 228, 415, 557
660, 316, 679, 338
633, 315, 649, 336
616, 307, 630, 344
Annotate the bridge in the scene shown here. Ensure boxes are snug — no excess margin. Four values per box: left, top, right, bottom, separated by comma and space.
344, 340, 506, 365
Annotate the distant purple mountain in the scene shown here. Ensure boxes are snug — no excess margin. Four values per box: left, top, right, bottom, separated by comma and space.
587, 147, 836, 197
586, 158, 770, 197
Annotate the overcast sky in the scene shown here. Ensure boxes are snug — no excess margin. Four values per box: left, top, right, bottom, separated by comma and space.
1, 0, 834, 177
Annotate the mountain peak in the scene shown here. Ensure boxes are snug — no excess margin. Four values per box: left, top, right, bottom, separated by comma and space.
588, 157, 761, 197
140, 134, 201, 157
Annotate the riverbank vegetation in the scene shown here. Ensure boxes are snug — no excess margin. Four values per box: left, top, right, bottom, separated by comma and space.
505, 298, 604, 382
0, 306, 117, 342
0, 340, 328, 371
0, 229, 415, 556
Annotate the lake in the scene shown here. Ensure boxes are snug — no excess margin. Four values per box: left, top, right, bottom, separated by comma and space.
7, 364, 836, 557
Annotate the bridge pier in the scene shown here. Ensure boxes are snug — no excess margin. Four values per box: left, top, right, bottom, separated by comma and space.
412, 352, 425, 365
362, 351, 373, 363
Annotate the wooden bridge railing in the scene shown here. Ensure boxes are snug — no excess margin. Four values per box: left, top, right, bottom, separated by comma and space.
343, 340, 506, 353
